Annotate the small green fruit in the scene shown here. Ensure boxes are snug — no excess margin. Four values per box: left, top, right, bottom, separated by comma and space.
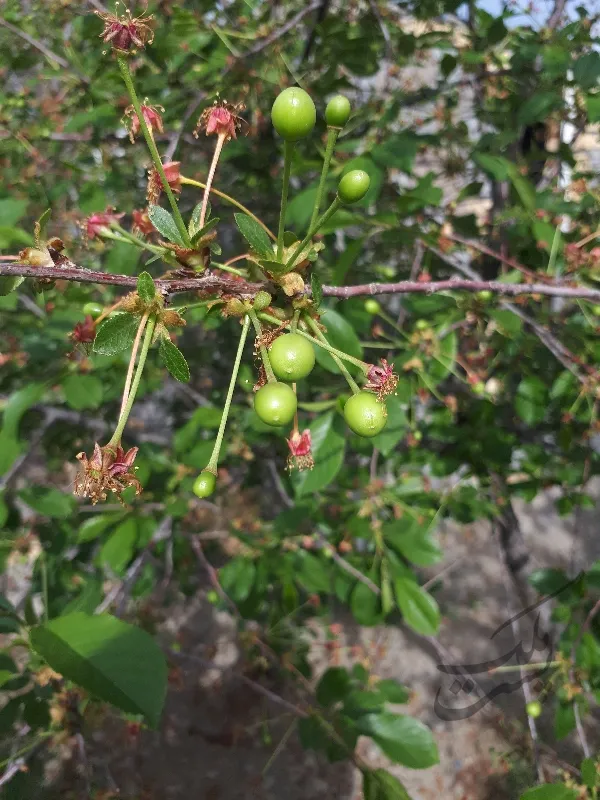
477, 290, 493, 302
364, 299, 381, 315
325, 94, 351, 128
271, 87, 316, 141
83, 302, 103, 318
338, 170, 370, 205
592, 304, 600, 315
472, 382, 485, 396
525, 700, 542, 718
415, 319, 429, 331
269, 333, 315, 382
344, 392, 387, 437
254, 382, 297, 426
207, 590, 219, 604
193, 470, 216, 498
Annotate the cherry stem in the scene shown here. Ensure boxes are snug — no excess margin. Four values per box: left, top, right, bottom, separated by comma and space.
199, 133, 226, 230
117, 57, 191, 248
120, 312, 150, 416
301, 316, 362, 394
284, 197, 341, 271
180, 176, 276, 241
309, 127, 339, 230
206, 315, 251, 474
109, 316, 156, 447
248, 308, 276, 383
277, 140, 295, 261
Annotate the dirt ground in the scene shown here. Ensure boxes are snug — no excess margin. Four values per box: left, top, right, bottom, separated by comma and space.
38, 481, 599, 800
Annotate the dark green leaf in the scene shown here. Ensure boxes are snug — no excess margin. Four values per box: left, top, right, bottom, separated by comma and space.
159, 337, 190, 382
190, 216, 220, 245
383, 521, 442, 566
315, 309, 363, 375
395, 578, 440, 635
62, 374, 103, 411
351, 579, 382, 626
376, 679, 410, 704
30, 613, 167, 728
515, 377, 547, 426
93, 314, 138, 356
371, 396, 408, 456
528, 568, 569, 595
316, 667, 351, 706
554, 702, 576, 740
137, 271, 156, 302
97, 518, 137, 574
580, 757, 598, 789
19, 487, 74, 519
357, 712, 438, 768
219, 558, 256, 603
234, 213, 273, 258
362, 769, 411, 800
148, 205, 185, 246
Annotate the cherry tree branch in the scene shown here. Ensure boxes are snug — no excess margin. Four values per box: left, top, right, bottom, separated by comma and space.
3, 260, 600, 301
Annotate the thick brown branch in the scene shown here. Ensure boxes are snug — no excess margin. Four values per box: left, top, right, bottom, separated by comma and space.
3, 261, 600, 301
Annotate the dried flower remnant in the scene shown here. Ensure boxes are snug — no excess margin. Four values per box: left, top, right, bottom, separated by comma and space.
286, 429, 314, 472
96, 5, 155, 54
71, 316, 96, 344
364, 359, 398, 401
74, 442, 141, 504
86, 209, 125, 239
146, 160, 181, 204
132, 208, 155, 236
124, 103, 164, 143
194, 100, 247, 142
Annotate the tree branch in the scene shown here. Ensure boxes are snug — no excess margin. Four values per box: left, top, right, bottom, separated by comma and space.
241, 1, 323, 59
3, 260, 600, 301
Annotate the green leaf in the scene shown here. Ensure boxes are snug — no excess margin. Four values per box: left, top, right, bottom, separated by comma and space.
189, 201, 211, 237
219, 558, 256, 603
574, 52, 600, 90
62, 374, 104, 411
148, 205, 185, 246
316, 667, 351, 706
357, 712, 438, 768
371, 396, 408, 456
296, 551, 333, 594
77, 514, 121, 544
93, 314, 138, 356
293, 412, 345, 497
351, 579, 382, 626
315, 308, 363, 375
2, 384, 45, 439
63, 579, 104, 615
159, 337, 190, 382
311, 272, 323, 309
528, 568, 569, 595
580, 758, 598, 789
190, 216, 220, 245
362, 769, 411, 800
515, 377, 547, 426
137, 271, 156, 302
19, 487, 74, 519
517, 92, 559, 126
376, 679, 410, 704
554, 702, 576, 740
520, 785, 578, 800
30, 612, 167, 728
0, 276, 24, 296
97, 518, 137, 574
372, 133, 420, 173
383, 521, 442, 567
395, 578, 440, 635
234, 213, 273, 259
0, 198, 28, 227
586, 94, 600, 123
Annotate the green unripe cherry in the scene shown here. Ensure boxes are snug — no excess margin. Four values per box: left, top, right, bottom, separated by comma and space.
592, 305, 600, 315
472, 382, 486, 396
364, 299, 381, 315
271, 87, 316, 141
415, 319, 429, 331
525, 700, 542, 718
193, 470, 216, 498
344, 392, 387, 437
337, 170, 371, 205
477, 290, 493, 302
325, 95, 351, 128
83, 302, 103, 318
269, 333, 315, 382
254, 382, 297, 427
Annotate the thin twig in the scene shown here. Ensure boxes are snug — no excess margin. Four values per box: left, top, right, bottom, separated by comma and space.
191, 536, 240, 617
241, 1, 322, 59
4, 260, 600, 301
315, 534, 381, 595
0, 16, 70, 68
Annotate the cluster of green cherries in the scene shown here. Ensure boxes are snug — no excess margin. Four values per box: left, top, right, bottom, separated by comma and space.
191, 87, 388, 498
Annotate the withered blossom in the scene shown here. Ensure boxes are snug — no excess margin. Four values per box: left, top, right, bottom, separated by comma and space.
74, 442, 141, 504
132, 208, 155, 236
96, 6, 155, 53
194, 101, 246, 142
86, 210, 125, 239
146, 160, 181, 204
286, 429, 314, 472
71, 315, 96, 344
364, 359, 398, 401
124, 103, 164, 143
